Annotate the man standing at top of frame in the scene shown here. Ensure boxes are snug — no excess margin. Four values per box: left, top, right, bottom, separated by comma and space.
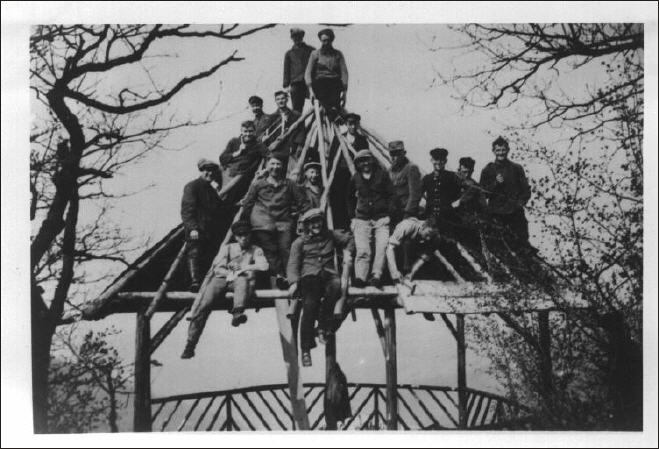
283, 27, 315, 113
479, 136, 531, 245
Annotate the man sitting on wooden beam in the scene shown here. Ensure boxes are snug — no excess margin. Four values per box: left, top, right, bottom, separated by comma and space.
287, 208, 354, 367
181, 221, 269, 359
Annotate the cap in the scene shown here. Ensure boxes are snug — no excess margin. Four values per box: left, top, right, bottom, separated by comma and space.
318, 28, 335, 41
231, 220, 252, 236
345, 113, 361, 123
387, 140, 405, 153
354, 149, 374, 163
430, 148, 448, 160
248, 95, 263, 106
301, 208, 325, 223
290, 27, 305, 37
303, 161, 322, 172
197, 158, 219, 171
241, 120, 256, 129
267, 152, 287, 163
459, 157, 475, 171
274, 90, 288, 98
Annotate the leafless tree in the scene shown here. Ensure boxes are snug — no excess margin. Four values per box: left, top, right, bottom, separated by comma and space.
437, 24, 643, 428
29, 24, 275, 432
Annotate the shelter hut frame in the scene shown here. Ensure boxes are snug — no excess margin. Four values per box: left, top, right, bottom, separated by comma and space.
70, 105, 586, 431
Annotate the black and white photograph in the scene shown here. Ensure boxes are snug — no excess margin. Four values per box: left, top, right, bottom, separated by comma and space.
2, 2, 657, 447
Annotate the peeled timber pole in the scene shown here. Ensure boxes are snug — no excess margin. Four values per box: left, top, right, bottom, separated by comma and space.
134, 311, 152, 431
384, 307, 398, 430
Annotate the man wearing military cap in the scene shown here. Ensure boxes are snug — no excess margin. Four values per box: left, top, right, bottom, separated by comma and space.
421, 147, 462, 236
182, 220, 269, 359
181, 159, 225, 292
287, 208, 354, 366
347, 150, 395, 288
283, 28, 315, 113
388, 140, 422, 224
248, 95, 275, 142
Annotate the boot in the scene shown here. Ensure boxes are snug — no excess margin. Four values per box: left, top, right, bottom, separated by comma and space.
187, 253, 201, 292
231, 310, 248, 327
181, 340, 196, 359
301, 351, 312, 367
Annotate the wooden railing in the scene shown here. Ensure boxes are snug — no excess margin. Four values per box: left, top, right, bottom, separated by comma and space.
151, 383, 525, 431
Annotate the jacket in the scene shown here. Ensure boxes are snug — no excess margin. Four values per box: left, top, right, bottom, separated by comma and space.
242, 177, 310, 231
347, 167, 395, 220
479, 159, 531, 215
421, 170, 462, 215
265, 108, 307, 158
180, 177, 224, 237
287, 229, 355, 284
389, 157, 422, 218
212, 242, 269, 281
219, 137, 267, 177
283, 42, 315, 87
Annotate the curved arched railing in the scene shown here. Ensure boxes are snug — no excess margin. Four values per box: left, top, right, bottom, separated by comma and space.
151, 383, 526, 431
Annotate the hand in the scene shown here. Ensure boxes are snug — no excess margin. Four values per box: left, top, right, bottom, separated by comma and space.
391, 272, 403, 284
350, 219, 356, 232
451, 199, 461, 208
255, 169, 268, 179
496, 173, 504, 184
340, 90, 347, 107
287, 283, 298, 297
190, 230, 199, 240
228, 261, 241, 271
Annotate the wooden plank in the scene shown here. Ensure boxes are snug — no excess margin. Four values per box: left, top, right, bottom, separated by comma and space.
150, 307, 190, 354
145, 242, 188, 318
384, 308, 398, 430
440, 313, 458, 340
456, 314, 467, 429
133, 312, 151, 432
370, 308, 388, 358
254, 390, 288, 430
205, 396, 227, 431
426, 390, 459, 427
193, 396, 216, 431
177, 398, 201, 431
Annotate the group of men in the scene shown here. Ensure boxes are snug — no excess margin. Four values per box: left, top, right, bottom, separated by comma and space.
178, 27, 533, 366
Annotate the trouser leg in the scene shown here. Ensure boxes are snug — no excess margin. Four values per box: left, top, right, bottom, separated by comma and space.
232, 273, 255, 312
299, 276, 322, 351
320, 273, 342, 332
276, 226, 293, 278
353, 218, 372, 281
187, 277, 228, 349
290, 81, 307, 113
253, 230, 279, 279
372, 217, 390, 278
186, 238, 203, 288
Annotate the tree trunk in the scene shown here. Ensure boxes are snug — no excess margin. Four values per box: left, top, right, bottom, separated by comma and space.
31, 282, 55, 433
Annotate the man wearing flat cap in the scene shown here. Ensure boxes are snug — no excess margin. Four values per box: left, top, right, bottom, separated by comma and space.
301, 161, 323, 209
248, 95, 275, 142
421, 148, 462, 236
181, 159, 225, 292
305, 28, 349, 118
182, 220, 269, 359
241, 154, 311, 291
347, 150, 395, 288
388, 140, 422, 224
283, 28, 315, 113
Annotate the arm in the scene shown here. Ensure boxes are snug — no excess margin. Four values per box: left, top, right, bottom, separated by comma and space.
346, 175, 357, 220
304, 50, 317, 88
386, 222, 406, 281
286, 238, 304, 285
338, 51, 348, 90
219, 139, 235, 167
479, 165, 496, 193
211, 244, 231, 278
240, 181, 259, 222
384, 172, 396, 217
241, 246, 269, 273
405, 164, 422, 217
180, 183, 199, 233
517, 164, 531, 207
283, 51, 291, 88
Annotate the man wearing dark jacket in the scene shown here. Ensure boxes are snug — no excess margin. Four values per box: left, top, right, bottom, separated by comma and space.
452, 156, 486, 248
219, 120, 268, 205
181, 159, 225, 291
305, 28, 348, 117
248, 95, 275, 142
421, 147, 462, 236
347, 150, 395, 288
387, 140, 422, 224
287, 208, 354, 367
283, 28, 315, 113
479, 136, 531, 242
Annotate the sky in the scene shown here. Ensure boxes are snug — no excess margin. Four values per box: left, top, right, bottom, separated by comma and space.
2, 1, 658, 444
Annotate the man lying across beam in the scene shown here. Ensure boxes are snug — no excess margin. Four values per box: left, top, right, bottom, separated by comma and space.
181, 221, 269, 359
386, 216, 441, 320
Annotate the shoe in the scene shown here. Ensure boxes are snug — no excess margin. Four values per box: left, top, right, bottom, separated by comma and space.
301, 351, 312, 367
423, 313, 436, 322
275, 276, 290, 290
369, 276, 383, 289
352, 278, 367, 288
231, 312, 248, 327
317, 330, 327, 345
181, 344, 195, 359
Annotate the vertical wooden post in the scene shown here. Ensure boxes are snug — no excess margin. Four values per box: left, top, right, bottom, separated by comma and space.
384, 307, 398, 430
374, 386, 380, 429
537, 310, 553, 403
226, 396, 233, 431
324, 333, 338, 430
133, 311, 152, 432
456, 313, 467, 429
